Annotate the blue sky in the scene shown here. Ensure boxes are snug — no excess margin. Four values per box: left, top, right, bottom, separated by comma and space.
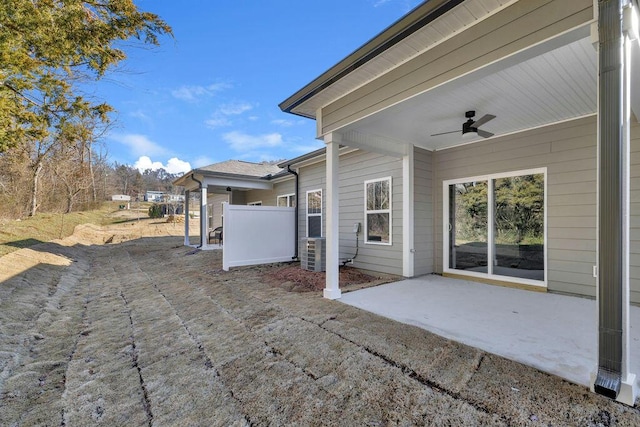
93, 0, 423, 174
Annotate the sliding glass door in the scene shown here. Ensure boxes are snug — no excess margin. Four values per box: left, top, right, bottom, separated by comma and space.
445, 169, 546, 285
449, 181, 488, 273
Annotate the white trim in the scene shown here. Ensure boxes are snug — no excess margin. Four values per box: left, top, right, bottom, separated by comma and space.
324, 137, 341, 299
306, 189, 323, 237
364, 176, 392, 246
442, 167, 547, 288
277, 193, 296, 207
403, 150, 415, 277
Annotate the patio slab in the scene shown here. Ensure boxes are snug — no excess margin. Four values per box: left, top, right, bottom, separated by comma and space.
340, 274, 640, 389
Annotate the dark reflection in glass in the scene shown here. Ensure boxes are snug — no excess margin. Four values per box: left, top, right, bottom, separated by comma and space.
449, 181, 488, 273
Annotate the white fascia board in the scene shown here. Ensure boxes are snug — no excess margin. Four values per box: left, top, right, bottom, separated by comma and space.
201, 175, 273, 191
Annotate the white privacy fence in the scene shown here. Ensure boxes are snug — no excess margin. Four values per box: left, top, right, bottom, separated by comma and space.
222, 204, 296, 271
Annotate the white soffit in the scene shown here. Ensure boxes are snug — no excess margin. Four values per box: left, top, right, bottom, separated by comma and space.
294, 0, 515, 118
341, 35, 597, 151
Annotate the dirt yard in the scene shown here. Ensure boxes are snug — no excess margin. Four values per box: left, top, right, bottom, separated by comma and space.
1, 215, 639, 426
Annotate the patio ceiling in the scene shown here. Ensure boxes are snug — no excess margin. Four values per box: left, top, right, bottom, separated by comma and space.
339, 34, 599, 152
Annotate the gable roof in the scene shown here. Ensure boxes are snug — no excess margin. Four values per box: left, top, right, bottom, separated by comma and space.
197, 159, 282, 177
173, 159, 284, 188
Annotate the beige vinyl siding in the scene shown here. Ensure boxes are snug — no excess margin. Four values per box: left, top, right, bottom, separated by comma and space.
414, 147, 433, 275
297, 150, 404, 276
320, 0, 592, 135
243, 179, 295, 207
434, 116, 598, 298
231, 191, 246, 205
629, 121, 640, 304
208, 193, 229, 230
298, 162, 326, 241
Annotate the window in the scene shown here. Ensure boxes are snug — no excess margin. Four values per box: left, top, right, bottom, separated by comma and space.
277, 193, 296, 207
207, 203, 214, 230
365, 177, 392, 244
306, 189, 322, 237
444, 168, 546, 285
247, 201, 262, 206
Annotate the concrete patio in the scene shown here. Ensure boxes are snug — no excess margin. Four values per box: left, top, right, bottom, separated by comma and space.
340, 275, 640, 393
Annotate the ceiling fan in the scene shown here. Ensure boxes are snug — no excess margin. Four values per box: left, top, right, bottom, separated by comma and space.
431, 110, 496, 139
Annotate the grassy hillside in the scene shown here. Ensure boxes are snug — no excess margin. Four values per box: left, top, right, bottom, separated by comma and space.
0, 203, 151, 257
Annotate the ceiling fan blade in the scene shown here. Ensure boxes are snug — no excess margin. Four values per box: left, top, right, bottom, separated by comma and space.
477, 129, 494, 138
471, 114, 496, 128
430, 130, 460, 137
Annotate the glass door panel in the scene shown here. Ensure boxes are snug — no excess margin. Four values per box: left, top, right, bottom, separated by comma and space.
449, 181, 488, 273
493, 174, 544, 280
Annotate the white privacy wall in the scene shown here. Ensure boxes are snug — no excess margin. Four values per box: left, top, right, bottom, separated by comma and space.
222, 204, 295, 271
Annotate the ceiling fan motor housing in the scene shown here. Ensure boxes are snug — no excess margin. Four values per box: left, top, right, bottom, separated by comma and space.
462, 118, 478, 135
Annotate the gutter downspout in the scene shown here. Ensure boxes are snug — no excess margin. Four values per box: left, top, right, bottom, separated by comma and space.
190, 174, 204, 248
287, 165, 299, 260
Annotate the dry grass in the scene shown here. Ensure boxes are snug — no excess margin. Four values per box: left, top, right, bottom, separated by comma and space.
0, 203, 153, 257
1, 220, 639, 426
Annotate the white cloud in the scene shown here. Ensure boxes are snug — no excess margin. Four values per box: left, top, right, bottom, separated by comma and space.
289, 141, 325, 154
223, 131, 283, 152
218, 102, 253, 115
205, 102, 254, 129
204, 117, 231, 129
134, 156, 163, 172
271, 119, 294, 127
171, 82, 230, 102
165, 158, 192, 174
134, 156, 192, 174
129, 110, 150, 121
193, 156, 215, 168
112, 133, 167, 157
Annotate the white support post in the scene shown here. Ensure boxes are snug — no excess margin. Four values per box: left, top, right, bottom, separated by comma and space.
403, 146, 415, 277
184, 190, 190, 246
324, 133, 341, 300
200, 186, 208, 248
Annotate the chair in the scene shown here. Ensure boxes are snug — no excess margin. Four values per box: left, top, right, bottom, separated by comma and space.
209, 226, 223, 245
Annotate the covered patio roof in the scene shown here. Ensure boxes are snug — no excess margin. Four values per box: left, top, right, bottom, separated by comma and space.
281, 1, 640, 153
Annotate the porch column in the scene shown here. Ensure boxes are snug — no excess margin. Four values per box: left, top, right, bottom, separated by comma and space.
200, 186, 208, 248
403, 146, 415, 277
324, 132, 341, 300
592, 0, 638, 405
184, 190, 190, 246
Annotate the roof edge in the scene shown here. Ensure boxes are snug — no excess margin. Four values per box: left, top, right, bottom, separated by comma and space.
278, 0, 465, 117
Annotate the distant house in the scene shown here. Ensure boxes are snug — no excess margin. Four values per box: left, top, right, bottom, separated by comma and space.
111, 195, 131, 202
144, 191, 165, 202
166, 194, 185, 203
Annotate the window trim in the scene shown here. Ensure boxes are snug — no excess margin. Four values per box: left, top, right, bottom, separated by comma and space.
364, 176, 392, 246
277, 193, 296, 207
442, 167, 547, 288
306, 189, 322, 237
